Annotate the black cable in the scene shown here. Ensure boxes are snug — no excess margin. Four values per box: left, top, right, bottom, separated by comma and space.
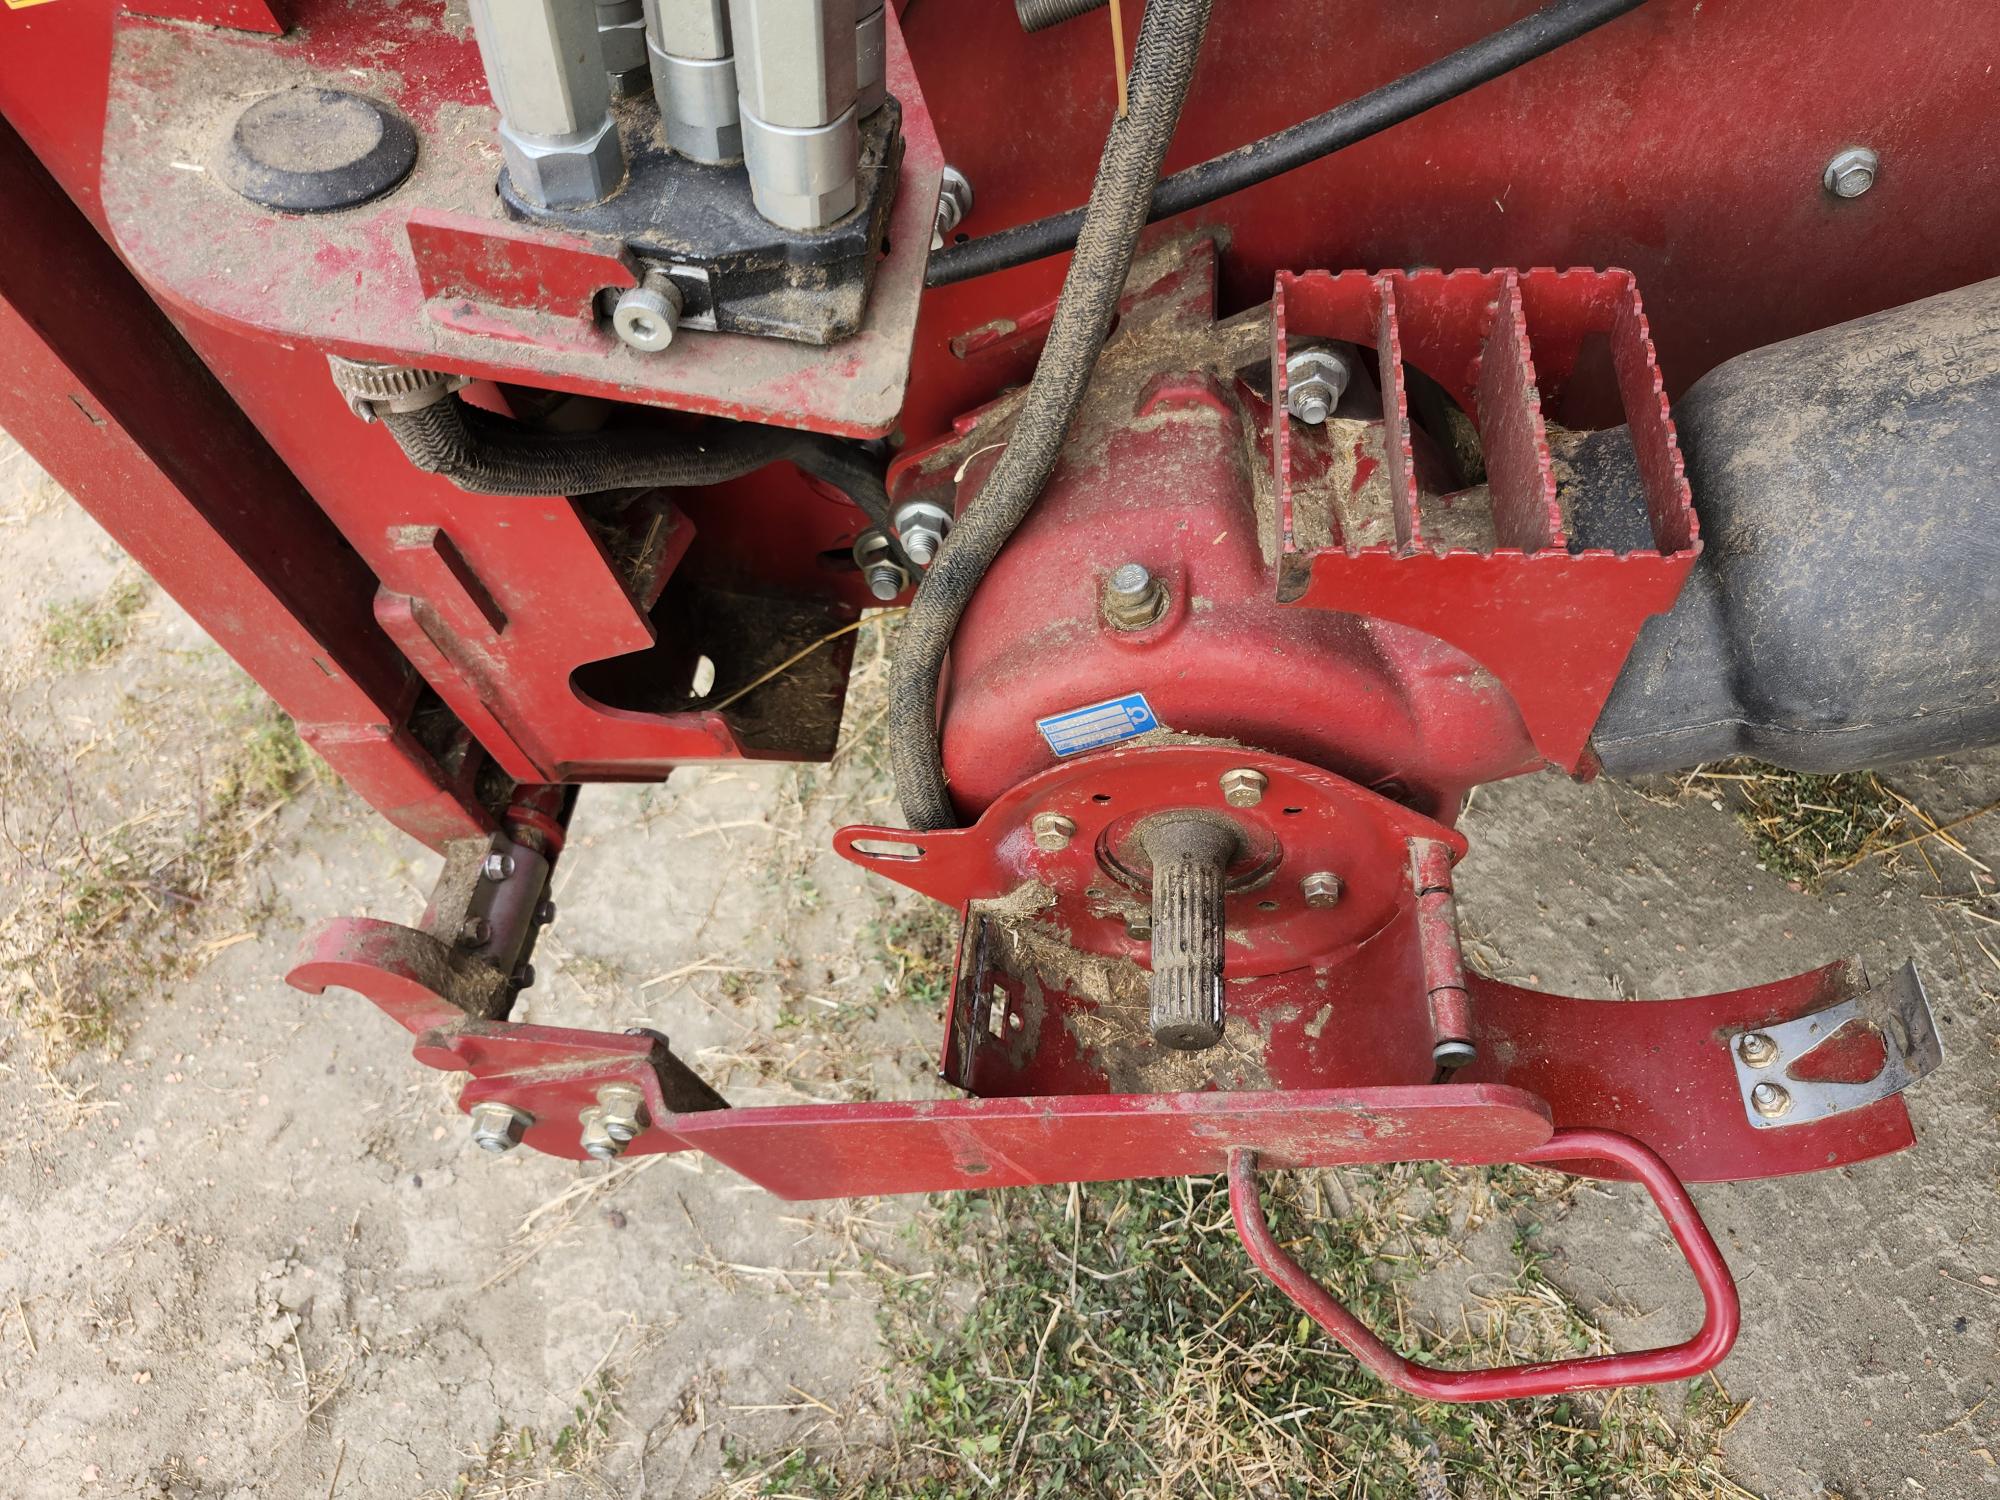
889, 0, 1214, 832
927, 0, 1650, 286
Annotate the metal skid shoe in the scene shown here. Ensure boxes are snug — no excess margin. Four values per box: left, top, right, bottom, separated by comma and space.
294, 755, 1941, 1402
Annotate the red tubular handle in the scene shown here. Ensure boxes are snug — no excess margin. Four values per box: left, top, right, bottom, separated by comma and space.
1228, 1127, 1740, 1401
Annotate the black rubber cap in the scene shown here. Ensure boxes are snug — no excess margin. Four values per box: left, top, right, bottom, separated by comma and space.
219, 88, 417, 214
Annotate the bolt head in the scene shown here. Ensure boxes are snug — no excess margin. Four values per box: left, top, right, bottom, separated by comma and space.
1736, 1032, 1778, 1068
1030, 812, 1076, 852
1219, 768, 1268, 808
499, 115, 624, 211
612, 279, 682, 354
535, 898, 558, 925
469, 1101, 533, 1153
1750, 1081, 1793, 1120
458, 916, 491, 948
482, 851, 515, 883
1823, 147, 1878, 199
1299, 871, 1344, 908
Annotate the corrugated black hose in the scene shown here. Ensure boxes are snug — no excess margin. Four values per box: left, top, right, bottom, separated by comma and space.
888, 0, 1213, 832
381, 396, 905, 561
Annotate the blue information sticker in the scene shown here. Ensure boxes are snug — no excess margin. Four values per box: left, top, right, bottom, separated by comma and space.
1036, 692, 1160, 757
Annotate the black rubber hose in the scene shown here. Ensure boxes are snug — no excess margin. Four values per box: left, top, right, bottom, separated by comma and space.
928, 0, 1649, 286
380, 396, 904, 557
889, 0, 1213, 831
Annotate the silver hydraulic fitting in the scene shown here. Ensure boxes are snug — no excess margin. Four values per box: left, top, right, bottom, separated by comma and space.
645, 0, 744, 163
931, 164, 972, 250
598, 0, 652, 96
469, 0, 626, 209
891, 497, 952, 566
855, 0, 886, 117
729, 0, 862, 230
853, 529, 908, 600
325, 356, 468, 423
1285, 345, 1354, 425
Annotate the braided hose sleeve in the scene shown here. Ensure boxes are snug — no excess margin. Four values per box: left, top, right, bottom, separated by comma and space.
887, 0, 1214, 831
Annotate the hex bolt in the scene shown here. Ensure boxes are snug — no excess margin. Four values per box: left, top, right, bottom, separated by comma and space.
459, 916, 492, 948
482, 851, 516, 883
852, 529, 908, 600
1823, 146, 1879, 199
891, 498, 953, 567
1031, 812, 1076, 852
1219, 768, 1268, 808
612, 272, 684, 354
1751, 1081, 1794, 1120
1103, 562, 1166, 630
578, 1107, 625, 1161
1285, 346, 1354, 425
595, 1082, 649, 1143
1299, 871, 1344, 909
1736, 1032, 1778, 1068
469, 1100, 535, 1152
931, 164, 974, 250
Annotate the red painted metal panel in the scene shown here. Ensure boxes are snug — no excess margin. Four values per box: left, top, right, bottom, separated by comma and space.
96, 1, 943, 438
659, 1085, 1555, 1198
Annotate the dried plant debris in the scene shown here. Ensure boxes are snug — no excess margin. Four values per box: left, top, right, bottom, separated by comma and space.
719, 1167, 1753, 1499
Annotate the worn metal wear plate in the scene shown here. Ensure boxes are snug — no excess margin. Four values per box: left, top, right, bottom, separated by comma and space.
1725, 961, 1943, 1128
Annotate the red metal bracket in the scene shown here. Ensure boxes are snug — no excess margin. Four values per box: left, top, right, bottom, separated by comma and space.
1229, 1128, 1740, 1401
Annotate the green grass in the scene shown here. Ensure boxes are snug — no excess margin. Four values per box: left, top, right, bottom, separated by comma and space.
724, 1168, 1752, 1498
40, 577, 148, 669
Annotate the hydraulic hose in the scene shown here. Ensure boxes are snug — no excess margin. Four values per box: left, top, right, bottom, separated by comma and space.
927, 0, 1649, 287
379, 395, 902, 554
889, 0, 1213, 832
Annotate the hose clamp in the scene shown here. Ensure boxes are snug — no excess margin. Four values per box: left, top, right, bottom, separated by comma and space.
326, 356, 469, 423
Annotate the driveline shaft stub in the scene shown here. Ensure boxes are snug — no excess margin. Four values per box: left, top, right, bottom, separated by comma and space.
1141, 817, 1237, 1050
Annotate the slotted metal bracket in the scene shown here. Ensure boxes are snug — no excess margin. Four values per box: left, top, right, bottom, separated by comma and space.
1728, 961, 1942, 1129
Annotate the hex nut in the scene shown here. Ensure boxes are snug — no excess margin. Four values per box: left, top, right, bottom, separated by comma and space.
1219, 768, 1268, 808
469, 1101, 533, 1153
1823, 146, 1878, 199
579, 1107, 626, 1161
931, 164, 973, 250
1031, 812, 1076, 852
1299, 871, 1344, 908
1285, 347, 1353, 425
891, 498, 954, 567
613, 275, 683, 353
1736, 1032, 1778, 1068
499, 114, 625, 209
1103, 562, 1166, 630
459, 916, 492, 948
1750, 1081, 1793, 1120
596, 1083, 648, 1144
852, 529, 908, 601
482, 851, 516, 883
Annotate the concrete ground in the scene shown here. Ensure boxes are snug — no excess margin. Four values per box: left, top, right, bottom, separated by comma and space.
0, 430, 1994, 1498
